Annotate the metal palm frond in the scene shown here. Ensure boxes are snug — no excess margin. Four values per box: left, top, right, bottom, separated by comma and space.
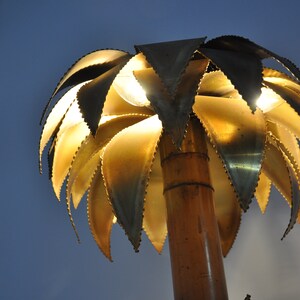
40, 35, 300, 260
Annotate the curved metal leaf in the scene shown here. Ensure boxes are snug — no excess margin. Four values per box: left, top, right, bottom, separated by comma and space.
199, 47, 262, 109
207, 142, 241, 256
263, 142, 292, 204
143, 152, 167, 253
67, 114, 149, 208
135, 37, 206, 96
134, 59, 208, 148
265, 101, 300, 139
77, 63, 129, 134
282, 163, 300, 239
262, 140, 300, 238
264, 81, 300, 118
194, 96, 266, 211
263, 68, 300, 90
41, 50, 131, 123
102, 115, 162, 250
204, 35, 300, 81
267, 121, 300, 180
70, 151, 102, 209
102, 86, 153, 116
88, 165, 114, 260
255, 171, 271, 214
198, 70, 240, 99
52, 100, 89, 198
39, 82, 88, 171
52, 123, 89, 199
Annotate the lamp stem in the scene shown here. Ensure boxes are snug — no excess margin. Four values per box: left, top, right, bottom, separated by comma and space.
159, 116, 228, 300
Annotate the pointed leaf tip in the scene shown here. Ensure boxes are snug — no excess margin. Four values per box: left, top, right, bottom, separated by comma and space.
135, 59, 208, 148
102, 116, 162, 250
77, 62, 129, 134
135, 37, 206, 96
41, 50, 131, 124
194, 95, 266, 211
199, 47, 263, 109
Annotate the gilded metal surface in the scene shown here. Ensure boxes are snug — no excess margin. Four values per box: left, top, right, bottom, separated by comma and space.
143, 152, 167, 253
77, 63, 129, 134
198, 70, 240, 99
88, 164, 114, 260
267, 121, 300, 180
265, 100, 300, 139
193, 96, 266, 211
264, 81, 300, 117
40, 36, 300, 259
39, 82, 89, 171
135, 38, 206, 96
262, 139, 300, 238
203, 35, 300, 81
199, 47, 262, 108
135, 59, 208, 148
67, 114, 149, 208
207, 143, 241, 256
41, 50, 131, 123
70, 152, 101, 209
255, 171, 271, 214
102, 116, 162, 249
102, 86, 153, 116
51, 99, 90, 199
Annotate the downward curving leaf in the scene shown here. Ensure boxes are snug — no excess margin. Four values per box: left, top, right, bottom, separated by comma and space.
77, 63, 129, 134
143, 152, 167, 253
52, 101, 90, 198
102, 86, 153, 116
264, 81, 300, 118
207, 143, 241, 256
203, 35, 300, 81
198, 70, 240, 99
194, 96, 266, 211
267, 121, 300, 181
199, 47, 263, 109
102, 116, 162, 250
41, 50, 131, 123
282, 163, 300, 239
66, 114, 150, 208
52, 122, 89, 199
70, 151, 102, 209
88, 165, 114, 260
255, 171, 271, 214
39, 82, 88, 171
265, 101, 300, 139
262, 140, 300, 238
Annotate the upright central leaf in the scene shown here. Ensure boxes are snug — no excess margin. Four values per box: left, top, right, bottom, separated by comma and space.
134, 60, 207, 147
135, 37, 206, 96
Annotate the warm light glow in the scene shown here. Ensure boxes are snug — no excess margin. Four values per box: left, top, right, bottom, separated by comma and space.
41, 36, 300, 269
113, 54, 150, 107
98, 115, 117, 125
256, 87, 283, 112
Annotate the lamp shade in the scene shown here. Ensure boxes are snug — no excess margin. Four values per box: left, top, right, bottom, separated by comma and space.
40, 35, 300, 261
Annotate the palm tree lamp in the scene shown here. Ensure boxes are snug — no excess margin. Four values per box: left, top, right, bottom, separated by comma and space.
40, 36, 300, 299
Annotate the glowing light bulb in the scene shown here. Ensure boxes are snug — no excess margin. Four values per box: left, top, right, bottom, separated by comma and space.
113, 54, 150, 107
256, 87, 283, 112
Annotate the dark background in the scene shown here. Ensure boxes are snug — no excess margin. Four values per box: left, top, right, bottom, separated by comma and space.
1, 0, 300, 299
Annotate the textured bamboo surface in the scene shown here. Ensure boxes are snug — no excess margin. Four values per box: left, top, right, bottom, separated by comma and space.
159, 117, 228, 300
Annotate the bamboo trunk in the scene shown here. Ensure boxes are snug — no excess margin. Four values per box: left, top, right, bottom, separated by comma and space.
159, 116, 228, 300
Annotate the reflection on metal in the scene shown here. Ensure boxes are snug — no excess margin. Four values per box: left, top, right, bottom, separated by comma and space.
40, 35, 300, 260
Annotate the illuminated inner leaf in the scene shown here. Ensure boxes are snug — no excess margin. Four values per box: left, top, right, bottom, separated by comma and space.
102, 115, 162, 249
